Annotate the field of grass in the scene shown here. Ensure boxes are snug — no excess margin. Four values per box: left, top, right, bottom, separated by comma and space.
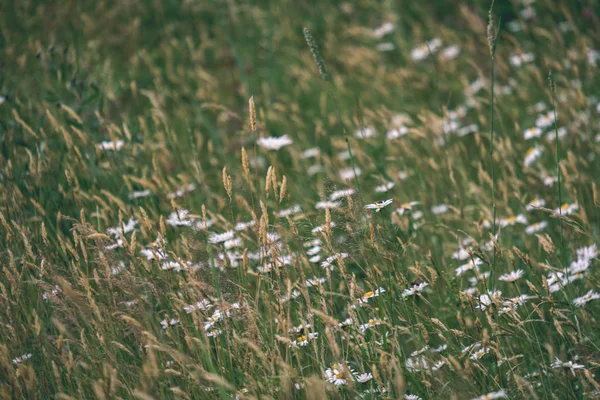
1, 0, 600, 398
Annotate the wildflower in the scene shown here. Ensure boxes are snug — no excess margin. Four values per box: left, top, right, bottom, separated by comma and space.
405, 356, 429, 372
510, 52, 535, 67
535, 111, 556, 129
376, 42, 394, 52
410, 38, 441, 61
320, 253, 348, 270
524, 146, 543, 167
456, 258, 482, 276
411, 346, 430, 357
576, 244, 597, 262
457, 124, 478, 136
160, 318, 180, 329
375, 182, 395, 193
234, 220, 255, 231
129, 189, 152, 199
325, 364, 353, 386
364, 198, 393, 212
359, 319, 382, 333
498, 269, 524, 282
555, 203, 578, 215
472, 389, 508, 400
308, 164, 323, 175
303, 147, 320, 158
167, 183, 196, 199
277, 204, 302, 217
476, 290, 502, 311
236, 388, 249, 400
526, 198, 546, 211
432, 344, 448, 353
12, 353, 32, 365
396, 201, 419, 215
106, 218, 138, 238
357, 287, 386, 305
184, 299, 212, 313
387, 126, 408, 140
195, 218, 215, 230
546, 126, 567, 141
432, 203, 449, 215
355, 372, 373, 383
290, 332, 318, 347
402, 282, 429, 298
208, 230, 236, 244
355, 126, 376, 139
551, 358, 585, 376
305, 276, 327, 287
507, 20, 522, 32
441, 45, 460, 60
373, 22, 395, 38
499, 214, 527, 227
140, 247, 168, 260
311, 221, 335, 233
257, 135, 292, 150
525, 221, 548, 235
405, 395, 422, 400
340, 167, 361, 180
166, 209, 195, 227
523, 127, 542, 140
329, 188, 355, 201
470, 346, 491, 360
97, 140, 124, 151
573, 290, 600, 307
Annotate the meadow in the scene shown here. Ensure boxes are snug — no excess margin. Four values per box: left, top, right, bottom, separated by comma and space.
1, 0, 600, 398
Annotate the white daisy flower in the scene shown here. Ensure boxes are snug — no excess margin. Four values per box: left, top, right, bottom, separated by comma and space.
355, 126, 376, 139
456, 258, 483, 276
315, 200, 342, 210
510, 52, 535, 67
499, 214, 528, 227
355, 372, 373, 383
396, 201, 419, 215
526, 198, 546, 211
329, 188, 355, 201
208, 230, 236, 244
555, 203, 578, 215
373, 22, 395, 38
375, 182, 395, 193
339, 167, 361, 181
472, 389, 508, 400
402, 282, 429, 298
498, 269, 525, 282
257, 135, 293, 150
441, 45, 460, 60
303, 147, 320, 158
524, 146, 543, 167
551, 358, 585, 376
386, 126, 408, 140
431, 203, 449, 215
129, 189, 152, 199
523, 127, 542, 140
573, 290, 600, 307
97, 140, 124, 151
377, 42, 395, 52
325, 364, 353, 386
160, 318, 180, 329
359, 319, 382, 333
12, 353, 32, 365
525, 221, 548, 235
365, 198, 393, 212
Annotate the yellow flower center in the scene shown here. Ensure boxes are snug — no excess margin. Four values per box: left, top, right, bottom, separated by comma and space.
363, 291, 374, 298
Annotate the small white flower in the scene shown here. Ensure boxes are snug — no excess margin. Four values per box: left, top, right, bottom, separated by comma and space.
339, 167, 361, 181
377, 42, 395, 52
355, 126, 376, 139
526, 198, 546, 211
525, 221, 548, 235
329, 188, 356, 201
12, 353, 32, 365
387, 126, 408, 140
325, 364, 352, 386
316, 200, 342, 210
555, 203, 578, 215
375, 182, 395, 193
208, 230, 236, 244
364, 198, 393, 212
257, 135, 293, 150
405, 394, 423, 400
97, 140, 124, 151
402, 282, 429, 298
524, 146, 543, 167
303, 148, 320, 158
510, 52, 535, 67
456, 258, 482, 276
160, 318, 180, 329
431, 204, 449, 215
373, 22, 395, 38
472, 389, 508, 400
498, 269, 525, 282
573, 290, 600, 307
441, 45, 460, 60
129, 189, 152, 199
523, 127, 542, 140
396, 201, 419, 215
499, 214, 528, 228
551, 358, 585, 376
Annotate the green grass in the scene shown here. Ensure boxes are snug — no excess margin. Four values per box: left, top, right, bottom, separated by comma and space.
1, 1, 600, 399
